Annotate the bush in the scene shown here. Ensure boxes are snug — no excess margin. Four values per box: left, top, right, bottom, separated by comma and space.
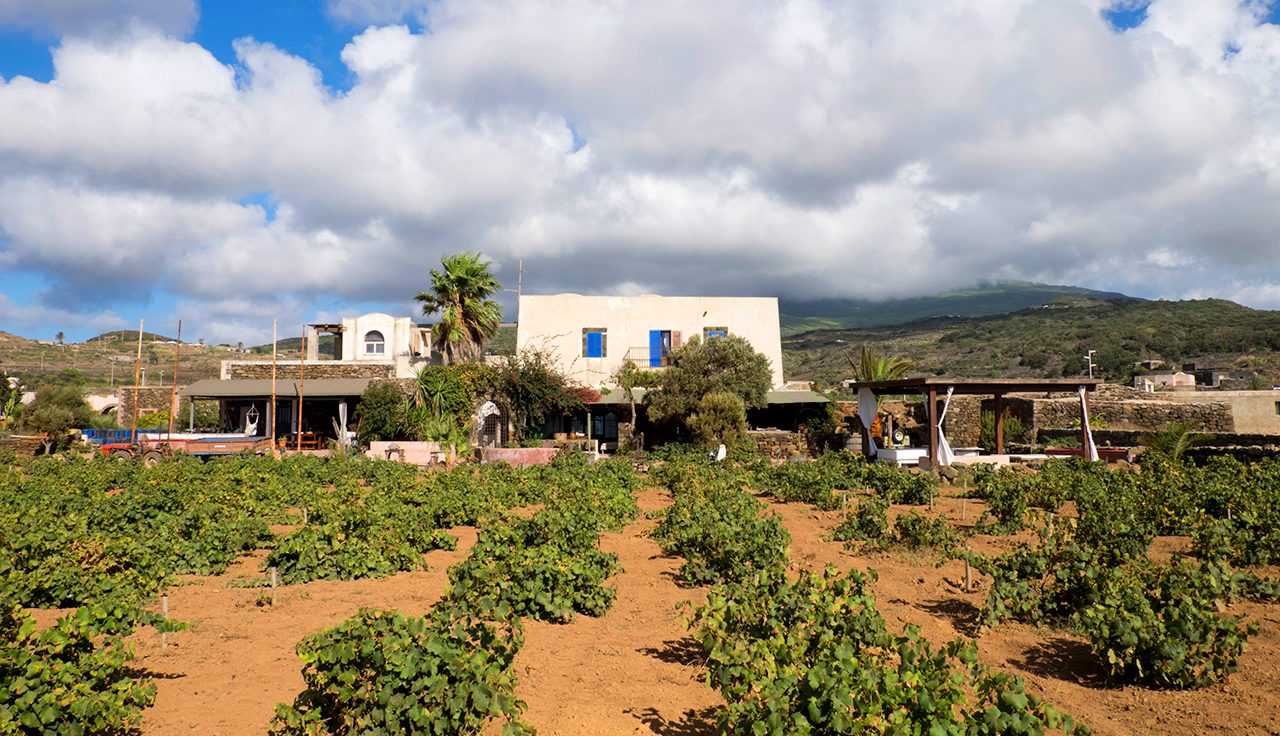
688, 566, 1088, 736
354, 380, 408, 443
1075, 561, 1258, 689
687, 391, 748, 450
829, 496, 890, 546
0, 602, 173, 734
271, 605, 530, 736
652, 464, 790, 586
445, 510, 620, 622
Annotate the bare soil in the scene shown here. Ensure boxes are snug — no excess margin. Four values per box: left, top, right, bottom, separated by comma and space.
118, 486, 1280, 736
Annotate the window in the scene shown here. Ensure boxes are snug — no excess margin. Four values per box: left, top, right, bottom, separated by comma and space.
1274, 401, 1280, 416
648, 330, 681, 367
703, 326, 728, 340
364, 330, 385, 354
582, 328, 607, 358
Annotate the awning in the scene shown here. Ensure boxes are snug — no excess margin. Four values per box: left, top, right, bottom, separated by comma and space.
179, 378, 374, 399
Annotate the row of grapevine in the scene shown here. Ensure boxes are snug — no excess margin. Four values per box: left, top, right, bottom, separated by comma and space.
649, 454, 1088, 735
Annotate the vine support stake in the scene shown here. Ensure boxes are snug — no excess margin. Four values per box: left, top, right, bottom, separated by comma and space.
302, 507, 308, 524
961, 497, 966, 522
161, 594, 169, 649
271, 567, 278, 606
964, 546, 972, 593
1047, 511, 1055, 535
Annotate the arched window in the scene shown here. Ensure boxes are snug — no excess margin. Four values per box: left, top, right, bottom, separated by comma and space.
364, 330, 385, 354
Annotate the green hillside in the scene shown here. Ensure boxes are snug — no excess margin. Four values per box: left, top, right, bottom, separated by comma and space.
779, 281, 1139, 334
783, 298, 1280, 388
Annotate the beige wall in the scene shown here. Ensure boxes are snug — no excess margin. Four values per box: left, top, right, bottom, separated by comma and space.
225, 313, 433, 380
516, 294, 785, 388
1162, 390, 1280, 434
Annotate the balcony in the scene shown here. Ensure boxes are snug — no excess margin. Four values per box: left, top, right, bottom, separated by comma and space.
624, 346, 671, 368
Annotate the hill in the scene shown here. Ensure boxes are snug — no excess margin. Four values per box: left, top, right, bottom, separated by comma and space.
783, 298, 1280, 388
779, 281, 1139, 334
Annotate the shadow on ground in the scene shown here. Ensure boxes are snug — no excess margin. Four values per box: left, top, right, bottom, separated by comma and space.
631, 706, 720, 736
639, 636, 705, 667
1017, 636, 1115, 689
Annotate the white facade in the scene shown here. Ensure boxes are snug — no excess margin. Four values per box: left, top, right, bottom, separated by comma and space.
516, 294, 785, 388
223, 313, 432, 379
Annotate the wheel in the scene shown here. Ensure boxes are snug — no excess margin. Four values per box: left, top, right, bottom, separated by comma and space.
109, 449, 132, 461
142, 451, 164, 467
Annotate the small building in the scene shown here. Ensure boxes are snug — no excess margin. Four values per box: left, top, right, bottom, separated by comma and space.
179, 313, 434, 447
1134, 371, 1195, 392
221, 313, 432, 381
515, 294, 785, 388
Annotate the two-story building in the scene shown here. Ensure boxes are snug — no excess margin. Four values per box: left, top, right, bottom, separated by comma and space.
515, 294, 786, 388
180, 313, 433, 447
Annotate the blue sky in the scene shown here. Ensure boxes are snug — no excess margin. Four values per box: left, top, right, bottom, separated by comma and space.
5, 0, 1280, 346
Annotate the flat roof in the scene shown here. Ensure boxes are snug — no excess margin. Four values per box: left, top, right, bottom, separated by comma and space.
180, 378, 374, 399
843, 377, 1101, 395
591, 388, 828, 405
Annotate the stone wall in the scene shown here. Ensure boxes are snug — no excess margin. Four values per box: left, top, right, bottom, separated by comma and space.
118, 386, 179, 422
226, 361, 394, 380
748, 429, 806, 459
1032, 396, 1232, 433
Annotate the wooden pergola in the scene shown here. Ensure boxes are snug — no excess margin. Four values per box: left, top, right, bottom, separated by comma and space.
845, 377, 1102, 467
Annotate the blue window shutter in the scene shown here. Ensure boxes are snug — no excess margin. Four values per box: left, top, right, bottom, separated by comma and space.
586, 331, 603, 358
649, 330, 662, 367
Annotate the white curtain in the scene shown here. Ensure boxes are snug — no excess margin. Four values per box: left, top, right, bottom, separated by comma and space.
1078, 387, 1098, 461
937, 387, 956, 467
857, 388, 878, 457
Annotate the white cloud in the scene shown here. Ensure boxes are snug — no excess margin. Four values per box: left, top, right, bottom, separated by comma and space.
6, 0, 1280, 342
0, 0, 196, 38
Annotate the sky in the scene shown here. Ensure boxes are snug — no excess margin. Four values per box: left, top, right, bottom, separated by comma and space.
4, 0, 1280, 345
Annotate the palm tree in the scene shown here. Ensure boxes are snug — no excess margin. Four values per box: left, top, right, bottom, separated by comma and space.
846, 344, 914, 383
845, 344, 915, 443
1141, 420, 1210, 462
415, 252, 503, 365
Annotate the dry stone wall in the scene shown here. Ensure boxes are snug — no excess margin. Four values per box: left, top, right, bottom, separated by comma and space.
227, 362, 394, 380
118, 386, 179, 421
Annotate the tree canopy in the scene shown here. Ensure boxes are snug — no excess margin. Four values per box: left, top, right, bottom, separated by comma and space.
645, 335, 772, 425
414, 252, 503, 365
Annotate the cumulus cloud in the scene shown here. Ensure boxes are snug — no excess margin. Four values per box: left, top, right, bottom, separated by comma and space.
5, 0, 1280, 342
0, 0, 197, 38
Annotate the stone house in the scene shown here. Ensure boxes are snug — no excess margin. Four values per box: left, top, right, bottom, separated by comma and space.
515, 294, 786, 389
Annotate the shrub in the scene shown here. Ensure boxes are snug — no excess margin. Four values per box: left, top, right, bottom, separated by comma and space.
271, 605, 530, 735
1075, 561, 1259, 689
687, 391, 749, 450
0, 602, 174, 734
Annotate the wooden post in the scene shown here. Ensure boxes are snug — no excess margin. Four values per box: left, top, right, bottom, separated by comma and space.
927, 387, 939, 469
297, 326, 306, 453
271, 319, 278, 457
130, 320, 143, 444
1079, 388, 1090, 460
961, 496, 966, 522
167, 321, 181, 441
993, 392, 1005, 455
161, 594, 169, 648
270, 566, 278, 606
964, 554, 972, 593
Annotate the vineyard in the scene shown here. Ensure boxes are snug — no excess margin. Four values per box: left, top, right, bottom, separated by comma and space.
2, 447, 1279, 734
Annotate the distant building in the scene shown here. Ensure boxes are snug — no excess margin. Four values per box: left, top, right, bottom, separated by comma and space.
1135, 371, 1195, 392
515, 294, 786, 388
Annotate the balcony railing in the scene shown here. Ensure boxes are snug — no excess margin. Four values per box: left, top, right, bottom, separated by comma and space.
624, 346, 671, 367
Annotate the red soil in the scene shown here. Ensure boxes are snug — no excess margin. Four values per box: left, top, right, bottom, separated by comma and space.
110, 486, 1280, 736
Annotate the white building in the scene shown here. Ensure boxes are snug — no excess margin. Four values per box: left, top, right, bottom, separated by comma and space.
220, 313, 432, 380
515, 294, 786, 388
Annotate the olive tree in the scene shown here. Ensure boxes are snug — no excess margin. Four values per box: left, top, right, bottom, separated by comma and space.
645, 335, 772, 432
